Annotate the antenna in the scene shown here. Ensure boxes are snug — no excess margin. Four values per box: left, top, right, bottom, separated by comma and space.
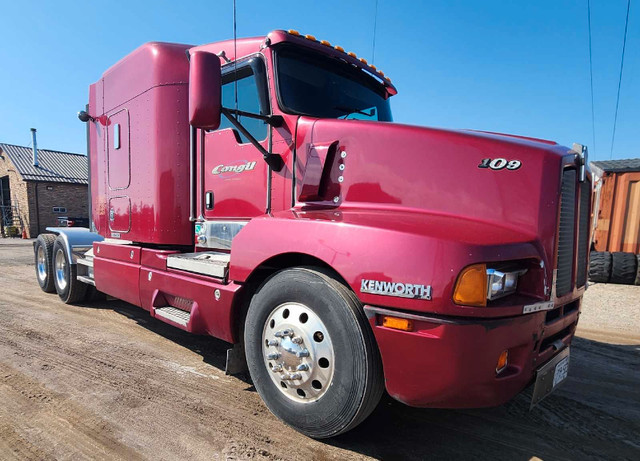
372, 0, 379, 64
587, 0, 596, 159
233, 0, 238, 113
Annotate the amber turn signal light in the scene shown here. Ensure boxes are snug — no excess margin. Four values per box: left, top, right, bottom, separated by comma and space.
496, 350, 509, 374
381, 316, 413, 332
453, 264, 487, 307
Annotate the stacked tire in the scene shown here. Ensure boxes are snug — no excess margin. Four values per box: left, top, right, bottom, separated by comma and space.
588, 251, 640, 285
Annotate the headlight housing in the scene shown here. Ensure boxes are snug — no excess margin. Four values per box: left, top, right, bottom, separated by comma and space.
453, 264, 527, 307
486, 268, 527, 301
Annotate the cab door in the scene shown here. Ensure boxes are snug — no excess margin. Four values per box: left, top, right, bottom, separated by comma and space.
202, 57, 270, 219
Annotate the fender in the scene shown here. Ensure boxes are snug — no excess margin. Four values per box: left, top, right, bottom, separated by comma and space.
44, 227, 104, 264
229, 209, 543, 318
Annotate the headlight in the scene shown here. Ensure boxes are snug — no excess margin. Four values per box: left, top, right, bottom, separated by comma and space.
486, 268, 527, 301
453, 264, 527, 307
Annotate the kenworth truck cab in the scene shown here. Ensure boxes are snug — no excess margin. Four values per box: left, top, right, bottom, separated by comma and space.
33, 30, 590, 438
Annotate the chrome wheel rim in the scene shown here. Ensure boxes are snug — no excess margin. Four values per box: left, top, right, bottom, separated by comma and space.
262, 302, 335, 403
54, 249, 67, 291
37, 246, 47, 282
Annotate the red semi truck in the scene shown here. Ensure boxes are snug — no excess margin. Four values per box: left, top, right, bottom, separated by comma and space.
33, 29, 591, 438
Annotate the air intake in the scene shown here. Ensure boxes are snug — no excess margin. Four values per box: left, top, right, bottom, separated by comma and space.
556, 169, 576, 297
576, 179, 591, 287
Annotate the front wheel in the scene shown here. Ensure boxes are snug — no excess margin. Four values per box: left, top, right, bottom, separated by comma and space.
244, 268, 384, 439
52, 237, 87, 304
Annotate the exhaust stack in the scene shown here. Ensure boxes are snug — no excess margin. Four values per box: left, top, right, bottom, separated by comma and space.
30, 128, 38, 167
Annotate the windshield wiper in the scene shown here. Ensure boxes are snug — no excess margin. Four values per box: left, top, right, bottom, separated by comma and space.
334, 105, 375, 118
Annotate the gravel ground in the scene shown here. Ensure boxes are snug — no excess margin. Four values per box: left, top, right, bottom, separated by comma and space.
579, 283, 640, 343
0, 238, 639, 460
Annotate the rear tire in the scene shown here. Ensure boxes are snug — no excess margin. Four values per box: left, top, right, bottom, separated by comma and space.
588, 251, 612, 283
244, 267, 383, 439
610, 252, 638, 285
635, 255, 640, 286
34, 234, 56, 293
53, 237, 87, 304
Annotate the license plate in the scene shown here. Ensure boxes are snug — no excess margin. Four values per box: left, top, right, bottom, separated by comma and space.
530, 347, 570, 408
552, 356, 570, 387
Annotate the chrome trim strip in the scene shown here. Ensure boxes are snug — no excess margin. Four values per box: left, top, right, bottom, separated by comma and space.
523, 301, 555, 314
166, 252, 229, 278
196, 220, 248, 250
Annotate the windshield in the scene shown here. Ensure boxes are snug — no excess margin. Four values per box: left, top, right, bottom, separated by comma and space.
275, 45, 393, 122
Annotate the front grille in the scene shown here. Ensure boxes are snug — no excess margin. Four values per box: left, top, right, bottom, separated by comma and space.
576, 180, 591, 287
556, 170, 577, 296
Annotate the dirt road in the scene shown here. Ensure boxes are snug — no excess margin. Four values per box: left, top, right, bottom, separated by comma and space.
1, 239, 638, 460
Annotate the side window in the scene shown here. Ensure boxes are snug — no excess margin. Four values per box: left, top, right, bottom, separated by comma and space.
218, 64, 268, 143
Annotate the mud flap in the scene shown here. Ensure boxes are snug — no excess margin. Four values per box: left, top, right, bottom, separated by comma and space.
225, 343, 248, 375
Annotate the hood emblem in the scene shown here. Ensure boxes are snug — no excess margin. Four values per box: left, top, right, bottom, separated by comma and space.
478, 158, 521, 170
361, 279, 432, 300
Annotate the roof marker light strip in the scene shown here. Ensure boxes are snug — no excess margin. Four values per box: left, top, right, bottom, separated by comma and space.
286, 29, 391, 84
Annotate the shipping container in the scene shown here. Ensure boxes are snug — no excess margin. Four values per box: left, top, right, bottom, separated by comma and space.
591, 159, 640, 254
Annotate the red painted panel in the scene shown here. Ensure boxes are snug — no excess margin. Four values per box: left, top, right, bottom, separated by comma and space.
230, 210, 544, 319
94, 257, 141, 307
138, 267, 242, 342
202, 129, 268, 219
107, 109, 131, 190
108, 196, 131, 233
90, 42, 193, 245
368, 309, 544, 408
140, 248, 178, 271
94, 241, 141, 264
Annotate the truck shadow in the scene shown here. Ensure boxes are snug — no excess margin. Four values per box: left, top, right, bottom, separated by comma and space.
82, 299, 640, 461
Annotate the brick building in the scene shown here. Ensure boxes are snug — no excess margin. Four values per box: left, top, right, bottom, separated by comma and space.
0, 141, 88, 238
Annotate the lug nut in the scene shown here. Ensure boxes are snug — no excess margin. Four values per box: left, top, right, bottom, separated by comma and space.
296, 350, 310, 358
271, 364, 283, 372
267, 353, 281, 360
296, 364, 309, 371
292, 336, 303, 344
275, 329, 294, 338
283, 372, 302, 380
267, 339, 279, 347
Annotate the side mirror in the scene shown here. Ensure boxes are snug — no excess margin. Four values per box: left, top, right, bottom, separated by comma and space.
189, 51, 222, 130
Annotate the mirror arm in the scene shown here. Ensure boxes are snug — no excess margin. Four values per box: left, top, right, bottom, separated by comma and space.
221, 108, 284, 172
223, 108, 284, 127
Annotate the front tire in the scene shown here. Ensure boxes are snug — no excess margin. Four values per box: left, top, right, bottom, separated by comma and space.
244, 268, 383, 439
34, 234, 56, 293
52, 237, 87, 304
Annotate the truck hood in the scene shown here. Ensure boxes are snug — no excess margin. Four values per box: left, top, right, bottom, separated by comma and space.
294, 117, 577, 255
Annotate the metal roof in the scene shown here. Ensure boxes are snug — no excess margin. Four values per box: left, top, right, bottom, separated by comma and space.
0, 142, 88, 185
590, 158, 640, 174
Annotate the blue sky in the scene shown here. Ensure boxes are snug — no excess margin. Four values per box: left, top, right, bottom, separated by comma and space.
0, 1, 636, 161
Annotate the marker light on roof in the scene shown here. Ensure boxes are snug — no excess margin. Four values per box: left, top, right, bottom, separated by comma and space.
284, 30, 393, 85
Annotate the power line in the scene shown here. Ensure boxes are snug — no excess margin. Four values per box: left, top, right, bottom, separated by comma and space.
372, 0, 379, 64
610, 0, 631, 160
587, 0, 596, 158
